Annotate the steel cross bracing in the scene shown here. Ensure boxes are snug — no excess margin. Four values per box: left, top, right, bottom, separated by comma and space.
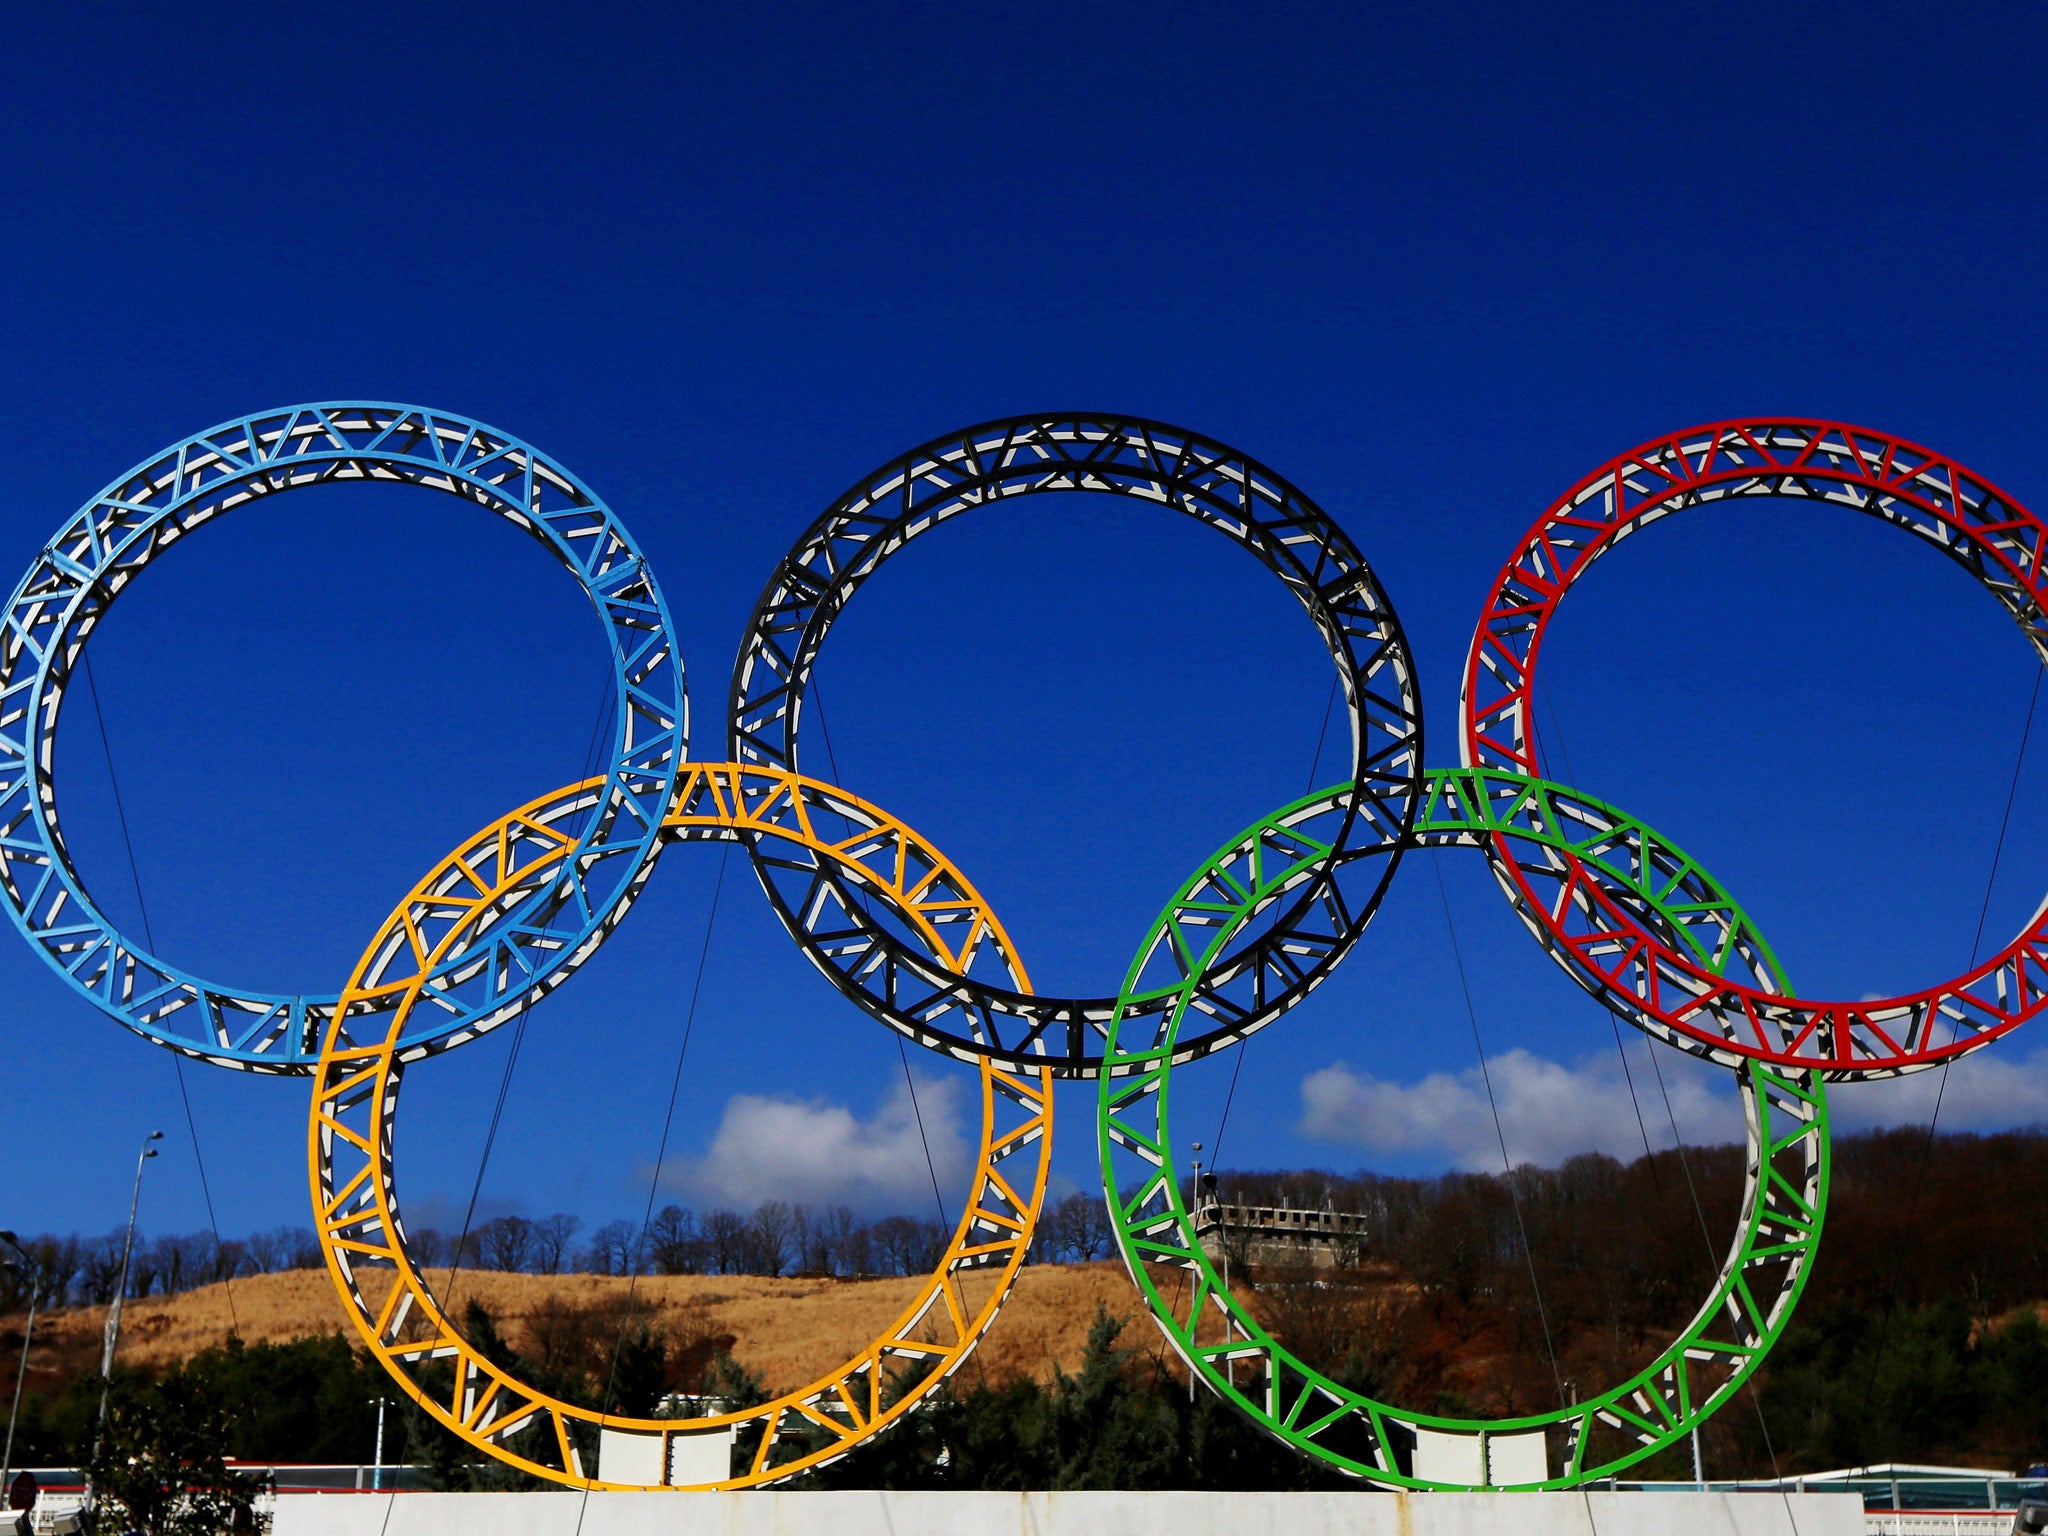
727, 413, 1425, 1076
311, 768, 1053, 1490
1461, 419, 2048, 1076
27, 404, 2027, 1494
0, 404, 686, 1071
1099, 769, 1827, 1489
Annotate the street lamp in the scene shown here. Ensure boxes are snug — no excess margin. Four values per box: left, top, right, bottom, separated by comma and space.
92, 1132, 162, 1458
0, 1229, 36, 1502
368, 1396, 388, 1491
1188, 1143, 1203, 1406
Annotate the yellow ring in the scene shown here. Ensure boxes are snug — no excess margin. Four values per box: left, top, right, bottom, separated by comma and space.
309, 765, 1053, 1488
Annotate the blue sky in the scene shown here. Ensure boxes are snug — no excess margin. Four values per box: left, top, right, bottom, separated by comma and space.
4, 1, 2047, 1246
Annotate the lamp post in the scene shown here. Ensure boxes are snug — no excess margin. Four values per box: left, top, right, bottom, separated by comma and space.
1188, 1143, 1203, 1406
92, 1132, 161, 1457
0, 1230, 36, 1501
369, 1396, 388, 1491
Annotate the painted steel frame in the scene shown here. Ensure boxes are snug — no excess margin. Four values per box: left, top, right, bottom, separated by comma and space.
311, 765, 1053, 1489
1463, 419, 2048, 1077
0, 404, 685, 1071
728, 413, 1425, 1077
35, 405, 2026, 1485
1099, 770, 1827, 1489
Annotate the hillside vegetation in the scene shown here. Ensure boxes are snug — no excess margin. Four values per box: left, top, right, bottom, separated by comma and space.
4, 1127, 2046, 1482
8, 1262, 1137, 1396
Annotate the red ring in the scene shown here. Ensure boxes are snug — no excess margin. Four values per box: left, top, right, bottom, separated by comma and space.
1462, 419, 2048, 1077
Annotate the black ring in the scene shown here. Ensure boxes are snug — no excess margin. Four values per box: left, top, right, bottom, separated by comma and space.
727, 413, 1424, 1076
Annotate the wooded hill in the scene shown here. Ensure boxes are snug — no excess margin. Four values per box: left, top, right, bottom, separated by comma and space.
3, 1126, 2044, 1483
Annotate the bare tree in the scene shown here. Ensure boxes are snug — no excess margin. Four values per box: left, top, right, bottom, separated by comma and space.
208, 1237, 250, 1285
243, 1228, 283, 1274
869, 1216, 944, 1276
477, 1215, 536, 1272
532, 1213, 583, 1276
283, 1227, 323, 1269
644, 1206, 701, 1275
702, 1210, 748, 1275
160, 1232, 208, 1293
26, 1235, 81, 1307
128, 1235, 168, 1298
1046, 1191, 1113, 1263
747, 1202, 795, 1277
822, 1205, 867, 1276
791, 1205, 820, 1273
582, 1220, 639, 1276
80, 1233, 126, 1305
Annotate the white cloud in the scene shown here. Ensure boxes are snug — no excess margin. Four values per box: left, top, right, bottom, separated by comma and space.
1298, 1041, 2048, 1172
657, 1074, 973, 1215
1300, 1047, 1736, 1171
1828, 1046, 2048, 1135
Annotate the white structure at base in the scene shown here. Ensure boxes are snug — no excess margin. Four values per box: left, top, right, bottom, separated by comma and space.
267, 1488, 1861, 1536
592, 1424, 736, 1487
1411, 1425, 1548, 1486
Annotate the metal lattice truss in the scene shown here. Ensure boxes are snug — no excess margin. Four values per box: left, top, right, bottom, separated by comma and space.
1423, 769, 1786, 1066
728, 414, 1425, 1076
1462, 419, 2048, 1077
28, 404, 2038, 1494
1100, 770, 1827, 1489
311, 767, 1052, 1489
0, 404, 685, 1071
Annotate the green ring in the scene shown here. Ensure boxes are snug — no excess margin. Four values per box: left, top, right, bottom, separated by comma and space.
1097, 767, 1829, 1490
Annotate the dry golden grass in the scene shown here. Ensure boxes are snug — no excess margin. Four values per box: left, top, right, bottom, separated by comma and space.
7, 1262, 1142, 1392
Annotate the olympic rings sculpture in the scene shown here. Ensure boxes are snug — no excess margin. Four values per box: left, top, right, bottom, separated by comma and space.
1464, 420, 2048, 1077
6, 408, 2036, 1492
729, 416, 1425, 1076
0, 405, 685, 1071
312, 767, 1052, 1488
1099, 770, 1825, 1487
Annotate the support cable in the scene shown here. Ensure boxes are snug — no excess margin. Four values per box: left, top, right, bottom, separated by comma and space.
438, 670, 618, 1316
78, 654, 237, 1335
1209, 675, 1340, 1171
373, 662, 620, 1530
1533, 683, 1661, 1188
1859, 666, 2041, 1457
808, 682, 950, 1231
1539, 677, 1794, 1507
573, 842, 730, 1527
1180, 678, 1343, 1381
1427, 848, 1571, 1414
1642, 1036, 1801, 1530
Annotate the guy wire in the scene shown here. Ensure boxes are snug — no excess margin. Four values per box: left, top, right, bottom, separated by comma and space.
1534, 681, 1660, 1189
1539, 674, 1795, 1511
78, 652, 237, 1336
1174, 674, 1345, 1383
1426, 846, 1571, 1414
1859, 664, 2041, 1459
437, 666, 618, 1320
575, 839, 730, 1528
808, 680, 950, 1231
1209, 673, 1339, 1169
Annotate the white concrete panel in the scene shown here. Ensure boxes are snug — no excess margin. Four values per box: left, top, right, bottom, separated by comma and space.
1412, 1427, 1485, 1484
269, 1487, 1864, 1536
668, 1426, 736, 1485
595, 1427, 664, 1486
1485, 1428, 1549, 1486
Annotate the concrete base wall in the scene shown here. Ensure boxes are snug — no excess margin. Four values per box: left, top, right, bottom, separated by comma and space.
271, 1488, 1863, 1536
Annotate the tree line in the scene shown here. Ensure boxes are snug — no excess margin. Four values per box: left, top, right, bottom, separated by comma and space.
0, 1191, 1121, 1313
7, 1126, 2047, 1479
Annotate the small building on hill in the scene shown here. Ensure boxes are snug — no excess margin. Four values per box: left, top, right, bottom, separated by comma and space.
1191, 1193, 1368, 1271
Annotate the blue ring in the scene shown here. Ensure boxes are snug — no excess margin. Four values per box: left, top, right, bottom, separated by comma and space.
0, 403, 687, 1071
